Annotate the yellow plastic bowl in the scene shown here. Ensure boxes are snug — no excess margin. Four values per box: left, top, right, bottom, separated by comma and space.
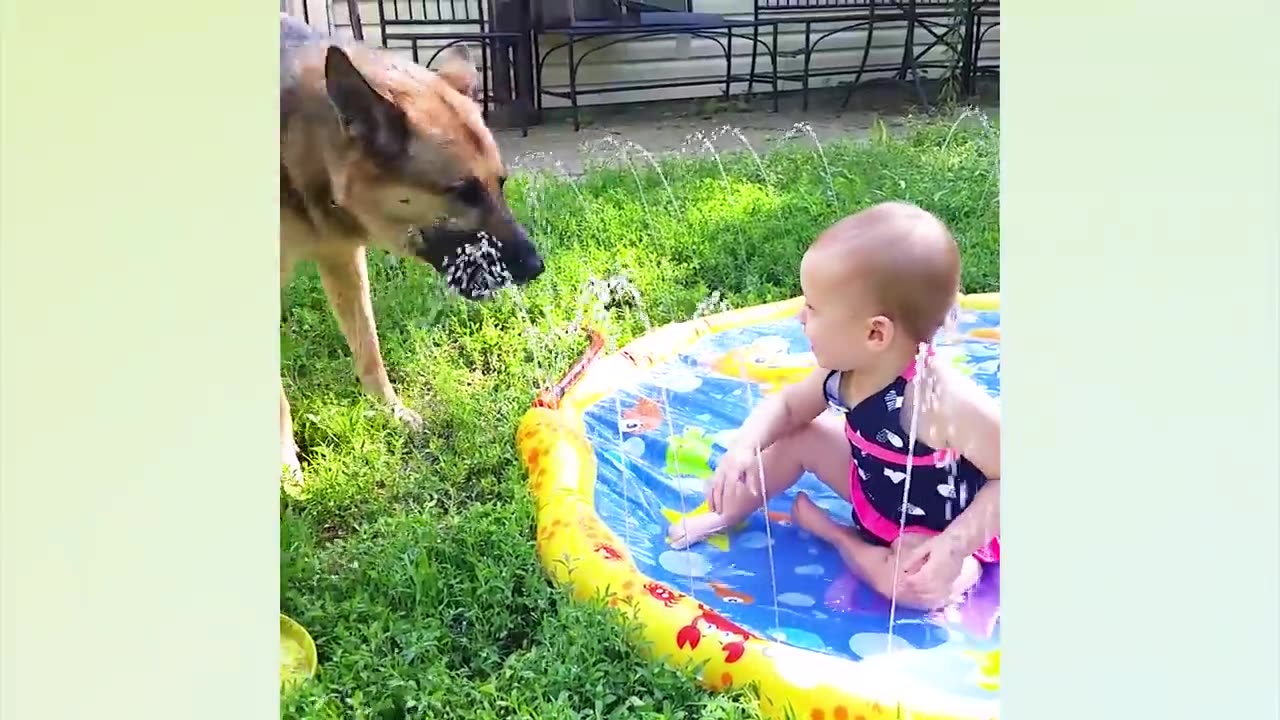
280, 613, 317, 688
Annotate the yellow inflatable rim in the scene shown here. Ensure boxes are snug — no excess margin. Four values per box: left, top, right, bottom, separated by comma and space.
515, 293, 1000, 720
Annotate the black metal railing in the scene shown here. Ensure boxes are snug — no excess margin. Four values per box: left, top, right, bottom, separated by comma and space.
374, 0, 536, 134
346, 0, 995, 131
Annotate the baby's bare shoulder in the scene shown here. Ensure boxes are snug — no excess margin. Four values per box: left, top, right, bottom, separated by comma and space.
935, 363, 998, 415
928, 363, 1000, 463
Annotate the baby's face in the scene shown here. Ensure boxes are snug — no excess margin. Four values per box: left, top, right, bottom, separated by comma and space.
798, 253, 882, 371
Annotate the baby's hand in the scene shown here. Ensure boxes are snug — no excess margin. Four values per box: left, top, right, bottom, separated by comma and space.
899, 534, 967, 607
708, 444, 758, 513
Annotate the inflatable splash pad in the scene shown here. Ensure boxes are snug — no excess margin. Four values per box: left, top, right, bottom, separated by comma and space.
516, 294, 1001, 720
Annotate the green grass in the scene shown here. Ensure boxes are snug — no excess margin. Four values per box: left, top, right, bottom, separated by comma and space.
280, 113, 1000, 720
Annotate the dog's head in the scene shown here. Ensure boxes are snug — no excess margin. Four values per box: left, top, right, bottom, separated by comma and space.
321, 44, 543, 300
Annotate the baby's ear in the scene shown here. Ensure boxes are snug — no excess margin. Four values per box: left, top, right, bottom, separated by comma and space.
866, 315, 893, 344
435, 45, 479, 99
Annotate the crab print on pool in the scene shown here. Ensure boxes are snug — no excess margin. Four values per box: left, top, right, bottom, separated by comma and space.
584, 308, 1002, 703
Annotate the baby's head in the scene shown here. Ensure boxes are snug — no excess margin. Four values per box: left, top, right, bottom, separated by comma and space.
798, 201, 960, 372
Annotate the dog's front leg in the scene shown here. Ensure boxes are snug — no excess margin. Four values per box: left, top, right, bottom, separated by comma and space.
280, 377, 304, 486
279, 240, 307, 488
315, 246, 423, 430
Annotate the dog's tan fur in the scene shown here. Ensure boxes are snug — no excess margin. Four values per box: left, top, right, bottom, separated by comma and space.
279, 15, 542, 483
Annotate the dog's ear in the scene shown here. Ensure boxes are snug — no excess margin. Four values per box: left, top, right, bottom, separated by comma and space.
324, 45, 409, 162
435, 44, 480, 100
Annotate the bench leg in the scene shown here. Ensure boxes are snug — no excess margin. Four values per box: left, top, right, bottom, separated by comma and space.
841, 17, 877, 110
900, 10, 929, 109
567, 37, 581, 132
960, 1, 978, 97
801, 21, 813, 112
532, 33, 545, 124
771, 23, 780, 113
725, 29, 734, 100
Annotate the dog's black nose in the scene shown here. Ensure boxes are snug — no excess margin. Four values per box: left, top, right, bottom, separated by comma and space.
511, 251, 544, 284
525, 253, 545, 281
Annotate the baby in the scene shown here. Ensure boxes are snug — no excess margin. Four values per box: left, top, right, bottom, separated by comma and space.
669, 202, 1001, 611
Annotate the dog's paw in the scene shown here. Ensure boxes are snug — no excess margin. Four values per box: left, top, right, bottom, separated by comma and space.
281, 450, 305, 497
392, 403, 424, 431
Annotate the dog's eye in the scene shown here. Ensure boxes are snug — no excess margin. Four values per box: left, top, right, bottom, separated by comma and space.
399, 197, 411, 205
450, 178, 484, 207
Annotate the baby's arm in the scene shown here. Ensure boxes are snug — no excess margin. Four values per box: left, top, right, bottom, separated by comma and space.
935, 366, 1001, 556
673, 369, 832, 548
729, 367, 831, 454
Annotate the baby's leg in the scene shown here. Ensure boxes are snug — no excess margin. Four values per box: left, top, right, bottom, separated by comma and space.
793, 507, 982, 611
792, 493, 895, 596
669, 412, 852, 549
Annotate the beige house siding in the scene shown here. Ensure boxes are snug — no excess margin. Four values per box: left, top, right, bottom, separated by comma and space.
292, 1, 998, 108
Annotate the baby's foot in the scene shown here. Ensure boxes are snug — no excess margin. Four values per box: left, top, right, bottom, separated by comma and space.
792, 492, 839, 542
667, 511, 729, 550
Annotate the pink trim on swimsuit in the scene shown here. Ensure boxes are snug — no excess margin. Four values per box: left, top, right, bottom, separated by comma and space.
846, 426, 957, 466
900, 346, 935, 382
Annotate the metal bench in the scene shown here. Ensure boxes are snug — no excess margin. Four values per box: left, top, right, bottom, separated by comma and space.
742, 0, 975, 111
374, 0, 536, 135
960, 0, 998, 95
531, 0, 783, 131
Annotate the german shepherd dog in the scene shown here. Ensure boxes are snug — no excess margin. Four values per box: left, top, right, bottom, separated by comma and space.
279, 14, 544, 483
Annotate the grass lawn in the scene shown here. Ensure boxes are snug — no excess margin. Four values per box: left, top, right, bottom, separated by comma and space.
280, 113, 1000, 720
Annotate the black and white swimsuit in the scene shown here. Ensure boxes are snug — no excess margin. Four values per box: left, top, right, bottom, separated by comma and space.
822, 352, 1000, 563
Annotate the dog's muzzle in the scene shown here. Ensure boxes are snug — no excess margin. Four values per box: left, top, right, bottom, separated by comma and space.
414, 225, 545, 301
